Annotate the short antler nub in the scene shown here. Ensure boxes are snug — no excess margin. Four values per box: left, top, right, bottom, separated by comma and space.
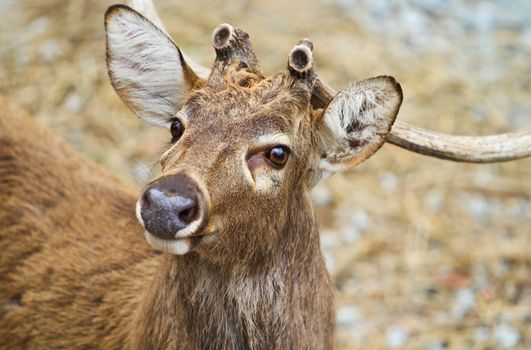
288, 39, 314, 80
212, 23, 234, 50
210, 23, 259, 72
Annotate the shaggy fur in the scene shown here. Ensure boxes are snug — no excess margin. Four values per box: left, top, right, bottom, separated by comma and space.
0, 5, 402, 349
0, 95, 334, 349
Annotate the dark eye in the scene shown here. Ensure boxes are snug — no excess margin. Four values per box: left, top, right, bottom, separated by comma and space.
170, 119, 184, 142
265, 146, 290, 168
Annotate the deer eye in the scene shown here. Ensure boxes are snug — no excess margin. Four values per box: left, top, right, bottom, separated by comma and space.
265, 146, 290, 168
170, 119, 184, 142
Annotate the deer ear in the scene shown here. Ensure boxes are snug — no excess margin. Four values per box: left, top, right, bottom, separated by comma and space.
315, 76, 403, 175
105, 5, 202, 127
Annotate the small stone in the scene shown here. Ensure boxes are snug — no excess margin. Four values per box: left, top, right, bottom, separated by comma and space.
457, 194, 490, 224
467, 196, 490, 222
339, 226, 360, 244
15, 49, 31, 67
428, 340, 449, 350
323, 252, 334, 272
462, 2, 495, 32
63, 92, 84, 113
495, 258, 514, 278
432, 311, 448, 325
336, 305, 362, 328
425, 191, 444, 213
27, 16, 49, 38
379, 172, 397, 192
523, 27, 531, 47
508, 198, 529, 220
40, 40, 61, 62
399, 7, 431, 48
473, 169, 493, 186
320, 231, 340, 250
311, 183, 332, 206
474, 325, 489, 343
452, 288, 475, 319
504, 284, 521, 304
385, 326, 409, 349
507, 104, 530, 128
494, 323, 520, 348
350, 209, 371, 233
473, 263, 490, 291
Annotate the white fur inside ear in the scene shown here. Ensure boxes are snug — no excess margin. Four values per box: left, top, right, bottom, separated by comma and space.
318, 76, 402, 173
323, 89, 381, 147
106, 7, 188, 127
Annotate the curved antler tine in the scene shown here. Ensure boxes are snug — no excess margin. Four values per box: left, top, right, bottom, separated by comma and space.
288, 39, 316, 86
211, 23, 259, 71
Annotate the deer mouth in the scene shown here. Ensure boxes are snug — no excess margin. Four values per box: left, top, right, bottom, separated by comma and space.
136, 197, 211, 255
143, 231, 207, 255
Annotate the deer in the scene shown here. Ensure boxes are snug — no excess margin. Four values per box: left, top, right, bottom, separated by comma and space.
1, 1, 530, 349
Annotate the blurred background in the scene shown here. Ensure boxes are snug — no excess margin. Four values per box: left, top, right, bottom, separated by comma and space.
1, 0, 530, 348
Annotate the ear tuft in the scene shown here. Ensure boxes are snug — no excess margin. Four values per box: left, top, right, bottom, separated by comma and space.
317, 76, 403, 174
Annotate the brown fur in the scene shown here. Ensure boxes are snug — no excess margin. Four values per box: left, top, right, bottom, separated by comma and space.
0, 6, 406, 348
0, 65, 335, 350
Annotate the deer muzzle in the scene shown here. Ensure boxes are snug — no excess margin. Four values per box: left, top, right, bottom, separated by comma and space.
137, 173, 208, 244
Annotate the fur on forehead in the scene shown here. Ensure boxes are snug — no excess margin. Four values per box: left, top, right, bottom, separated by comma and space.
210, 64, 265, 91
185, 70, 314, 119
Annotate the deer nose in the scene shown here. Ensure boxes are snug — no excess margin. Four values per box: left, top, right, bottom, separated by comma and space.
139, 174, 205, 240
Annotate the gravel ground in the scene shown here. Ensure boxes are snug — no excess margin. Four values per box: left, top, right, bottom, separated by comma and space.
1, 0, 530, 349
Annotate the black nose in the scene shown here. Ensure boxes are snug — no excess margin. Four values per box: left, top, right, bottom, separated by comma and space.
140, 174, 204, 240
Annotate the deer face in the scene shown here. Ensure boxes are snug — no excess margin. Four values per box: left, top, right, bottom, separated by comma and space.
105, 6, 402, 262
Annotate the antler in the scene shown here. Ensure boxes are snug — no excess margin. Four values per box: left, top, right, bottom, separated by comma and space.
127, 0, 531, 163
211, 23, 259, 71
313, 80, 531, 163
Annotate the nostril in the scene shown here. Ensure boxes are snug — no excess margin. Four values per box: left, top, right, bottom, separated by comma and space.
179, 204, 198, 224
142, 189, 153, 209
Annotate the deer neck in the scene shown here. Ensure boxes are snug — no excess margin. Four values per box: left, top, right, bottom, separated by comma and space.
133, 194, 333, 349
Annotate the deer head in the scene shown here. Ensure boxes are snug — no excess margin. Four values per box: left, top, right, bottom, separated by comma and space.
105, 5, 402, 264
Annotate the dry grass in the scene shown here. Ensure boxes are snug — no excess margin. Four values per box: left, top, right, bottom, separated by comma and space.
1, 0, 530, 348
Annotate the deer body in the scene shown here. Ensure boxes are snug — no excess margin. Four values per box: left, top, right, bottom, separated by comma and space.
0, 97, 147, 348
2, 0, 530, 347
0, 97, 334, 349
0, 1, 407, 348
